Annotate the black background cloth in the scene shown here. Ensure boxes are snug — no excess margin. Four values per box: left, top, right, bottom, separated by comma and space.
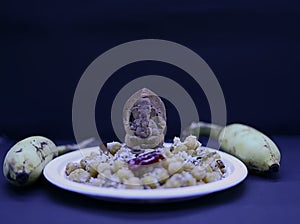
1, 2, 300, 222
1, 0, 300, 140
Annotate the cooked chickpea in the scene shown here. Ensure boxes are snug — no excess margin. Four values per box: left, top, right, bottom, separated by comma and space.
65, 136, 225, 189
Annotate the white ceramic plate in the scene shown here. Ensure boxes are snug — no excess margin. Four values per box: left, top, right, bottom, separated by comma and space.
43, 145, 247, 202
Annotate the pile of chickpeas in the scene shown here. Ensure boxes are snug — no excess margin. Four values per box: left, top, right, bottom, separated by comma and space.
65, 136, 226, 189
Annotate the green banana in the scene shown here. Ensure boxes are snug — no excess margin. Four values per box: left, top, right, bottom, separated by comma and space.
181, 122, 281, 174
3, 136, 95, 187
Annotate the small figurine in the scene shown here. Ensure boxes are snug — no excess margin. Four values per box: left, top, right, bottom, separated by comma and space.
123, 88, 167, 150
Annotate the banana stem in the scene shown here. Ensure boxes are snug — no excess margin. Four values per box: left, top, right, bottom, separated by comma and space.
181, 121, 224, 140
56, 138, 98, 155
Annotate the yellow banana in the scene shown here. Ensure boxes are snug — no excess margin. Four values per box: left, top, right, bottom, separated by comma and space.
3, 136, 95, 186
182, 122, 281, 174
219, 124, 281, 173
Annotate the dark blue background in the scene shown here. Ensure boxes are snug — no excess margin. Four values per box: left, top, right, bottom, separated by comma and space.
1, 3, 300, 223
1, 0, 300, 141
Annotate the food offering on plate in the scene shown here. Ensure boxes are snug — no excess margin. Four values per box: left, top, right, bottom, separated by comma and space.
3, 87, 281, 190
65, 136, 227, 189
65, 88, 227, 189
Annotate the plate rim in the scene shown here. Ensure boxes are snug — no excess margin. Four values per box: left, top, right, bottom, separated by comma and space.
43, 145, 247, 201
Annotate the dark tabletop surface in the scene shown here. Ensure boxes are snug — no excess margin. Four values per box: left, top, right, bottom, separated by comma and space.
0, 136, 299, 224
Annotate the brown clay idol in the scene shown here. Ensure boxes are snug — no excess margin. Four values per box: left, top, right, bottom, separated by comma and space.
123, 88, 167, 150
